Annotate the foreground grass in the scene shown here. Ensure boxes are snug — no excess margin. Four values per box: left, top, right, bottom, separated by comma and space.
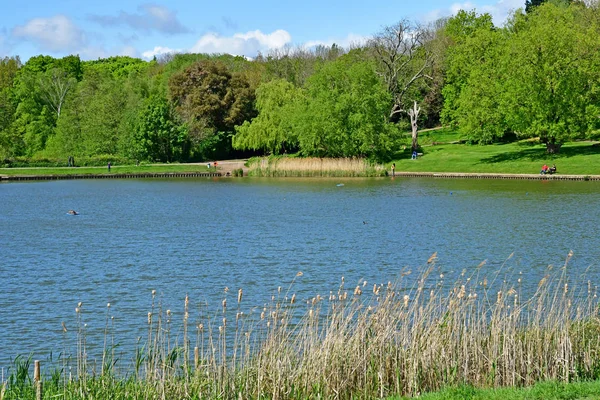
394, 140, 600, 175
394, 380, 600, 400
3, 255, 600, 399
6, 377, 600, 400
0, 163, 212, 176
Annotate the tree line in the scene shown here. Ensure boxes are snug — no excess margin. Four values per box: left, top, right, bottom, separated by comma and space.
1, 0, 599, 164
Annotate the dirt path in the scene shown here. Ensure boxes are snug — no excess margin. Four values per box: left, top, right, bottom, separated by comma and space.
208, 159, 248, 175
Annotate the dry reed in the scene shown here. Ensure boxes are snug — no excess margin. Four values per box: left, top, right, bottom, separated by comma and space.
4, 256, 600, 399
248, 157, 387, 177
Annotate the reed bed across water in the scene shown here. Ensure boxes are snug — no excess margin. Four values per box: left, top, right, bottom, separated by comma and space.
248, 157, 387, 177
3, 254, 600, 399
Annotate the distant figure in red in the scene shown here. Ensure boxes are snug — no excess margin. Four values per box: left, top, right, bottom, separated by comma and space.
540, 164, 548, 175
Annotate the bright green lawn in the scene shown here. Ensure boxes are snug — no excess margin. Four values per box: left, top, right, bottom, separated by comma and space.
392, 380, 600, 400
0, 164, 211, 176
394, 140, 600, 175
415, 127, 465, 145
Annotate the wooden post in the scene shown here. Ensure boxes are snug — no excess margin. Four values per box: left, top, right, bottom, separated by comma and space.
34, 360, 42, 400
194, 346, 199, 371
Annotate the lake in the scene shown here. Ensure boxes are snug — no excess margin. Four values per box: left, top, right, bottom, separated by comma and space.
1, 177, 599, 370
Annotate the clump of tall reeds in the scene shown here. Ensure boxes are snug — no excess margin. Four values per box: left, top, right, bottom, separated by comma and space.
3, 254, 600, 399
248, 156, 387, 177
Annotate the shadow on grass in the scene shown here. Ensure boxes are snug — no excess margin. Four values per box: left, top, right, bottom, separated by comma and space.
479, 143, 600, 164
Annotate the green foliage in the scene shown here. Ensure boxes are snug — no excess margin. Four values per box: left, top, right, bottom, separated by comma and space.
295, 57, 393, 159
233, 79, 300, 154
441, 10, 496, 131
169, 60, 256, 160
133, 96, 188, 162
0, 57, 22, 158
4, 4, 600, 162
502, 3, 600, 151
259, 46, 336, 87
232, 167, 244, 176
82, 56, 149, 79
442, 3, 600, 152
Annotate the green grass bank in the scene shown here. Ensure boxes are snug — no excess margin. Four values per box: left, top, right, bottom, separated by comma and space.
394, 380, 600, 400
0, 163, 213, 176
392, 128, 600, 176
3, 129, 600, 179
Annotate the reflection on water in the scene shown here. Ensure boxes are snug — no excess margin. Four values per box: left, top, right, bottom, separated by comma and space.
1, 177, 599, 368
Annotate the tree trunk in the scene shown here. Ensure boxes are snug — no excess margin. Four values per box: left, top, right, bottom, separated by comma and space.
408, 101, 421, 152
546, 142, 562, 154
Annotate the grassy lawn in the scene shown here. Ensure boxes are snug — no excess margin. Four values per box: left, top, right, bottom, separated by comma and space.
416, 126, 465, 146
0, 163, 212, 176
392, 380, 600, 400
394, 140, 600, 175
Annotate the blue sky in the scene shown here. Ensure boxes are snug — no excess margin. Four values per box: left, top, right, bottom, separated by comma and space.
0, 0, 524, 61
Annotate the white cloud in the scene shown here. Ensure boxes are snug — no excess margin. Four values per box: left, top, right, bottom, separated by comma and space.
119, 45, 139, 58
303, 33, 369, 50
142, 29, 367, 61
142, 46, 181, 59
189, 29, 291, 57
12, 15, 86, 52
424, 0, 523, 26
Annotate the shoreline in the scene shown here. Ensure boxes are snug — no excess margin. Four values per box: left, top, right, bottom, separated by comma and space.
0, 171, 223, 181
392, 171, 600, 181
2, 170, 600, 181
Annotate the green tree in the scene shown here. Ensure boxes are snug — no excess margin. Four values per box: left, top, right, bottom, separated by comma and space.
0, 57, 21, 158
233, 79, 300, 154
503, 3, 600, 152
525, 0, 546, 12
441, 10, 496, 132
447, 21, 508, 143
134, 96, 187, 162
294, 57, 393, 159
526, 0, 573, 13
168, 60, 256, 160
49, 68, 130, 157
37, 68, 77, 118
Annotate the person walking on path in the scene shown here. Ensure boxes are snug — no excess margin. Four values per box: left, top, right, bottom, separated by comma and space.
108, 161, 111, 172
391, 163, 395, 177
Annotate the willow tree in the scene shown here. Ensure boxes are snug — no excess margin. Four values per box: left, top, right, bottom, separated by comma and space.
294, 57, 392, 159
233, 79, 300, 155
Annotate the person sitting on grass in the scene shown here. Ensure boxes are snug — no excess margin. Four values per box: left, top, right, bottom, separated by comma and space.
540, 164, 548, 175
549, 164, 557, 174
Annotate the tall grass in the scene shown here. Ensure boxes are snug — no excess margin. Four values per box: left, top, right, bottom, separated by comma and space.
3, 255, 600, 399
248, 156, 387, 177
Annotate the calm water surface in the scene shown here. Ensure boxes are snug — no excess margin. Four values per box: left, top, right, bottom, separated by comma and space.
1, 177, 599, 369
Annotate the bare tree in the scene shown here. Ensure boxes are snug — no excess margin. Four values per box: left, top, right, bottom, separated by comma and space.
370, 20, 434, 122
408, 101, 421, 152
